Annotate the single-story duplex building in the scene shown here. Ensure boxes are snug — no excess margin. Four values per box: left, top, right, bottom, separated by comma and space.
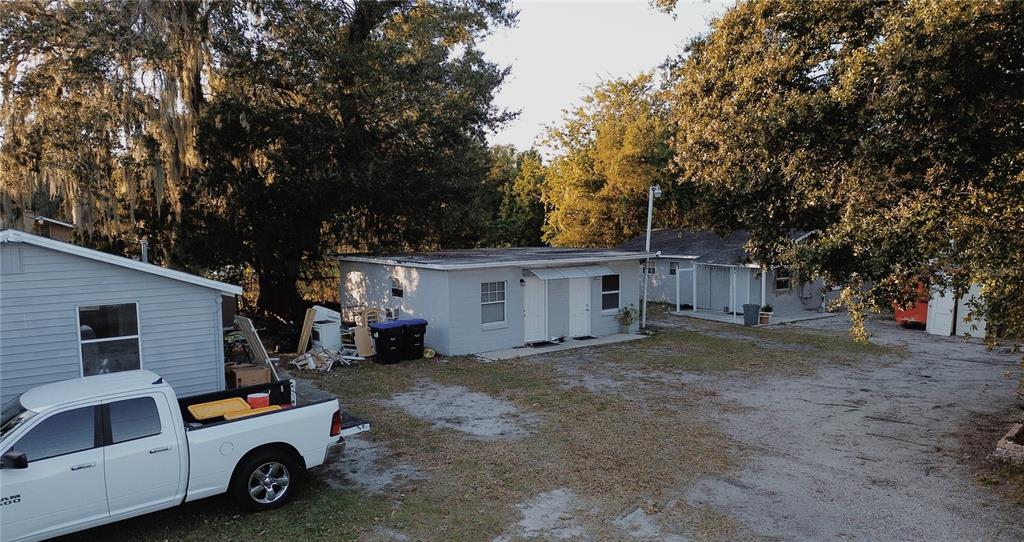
617, 229, 826, 319
0, 229, 242, 405
337, 248, 649, 355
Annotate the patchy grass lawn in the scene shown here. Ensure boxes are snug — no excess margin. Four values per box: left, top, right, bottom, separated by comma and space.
60, 318, 899, 542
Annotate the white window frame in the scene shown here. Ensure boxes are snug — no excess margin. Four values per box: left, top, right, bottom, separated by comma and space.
390, 277, 404, 298
76, 302, 143, 377
775, 268, 792, 291
480, 281, 507, 327
669, 262, 678, 276
601, 274, 621, 313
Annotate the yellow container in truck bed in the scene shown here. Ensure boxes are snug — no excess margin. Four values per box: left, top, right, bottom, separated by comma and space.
187, 397, 250, 420
222, 405, 282, 420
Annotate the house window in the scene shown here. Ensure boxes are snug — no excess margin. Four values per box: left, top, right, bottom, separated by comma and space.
669, 262, 678, 276
646, 263, 656, 274
78, 303, 140, 376
481, 281, 506, 324
775, 268, 792, 291
391, 277, 403, 298
601, 274, 620, 311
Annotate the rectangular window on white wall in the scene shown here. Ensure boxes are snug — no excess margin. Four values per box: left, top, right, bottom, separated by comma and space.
481, 281, 506, 324
775, 268, 792, 291
669, 262, 678, 275
78, 303, 141, 376
391, 277, 404, 297
601, 274, 620, 311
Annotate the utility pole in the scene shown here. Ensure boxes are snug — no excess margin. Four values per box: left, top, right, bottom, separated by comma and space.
641, 184, 662, 329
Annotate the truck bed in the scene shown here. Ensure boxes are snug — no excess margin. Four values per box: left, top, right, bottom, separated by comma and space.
177, 380, 364, 430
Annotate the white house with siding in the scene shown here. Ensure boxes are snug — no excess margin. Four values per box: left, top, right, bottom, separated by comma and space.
618, 229, 826, 318
338, 248, 649, 356
0, 229, 242, 405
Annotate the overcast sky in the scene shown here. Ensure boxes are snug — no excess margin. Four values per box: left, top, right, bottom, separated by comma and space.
479, 0, 732, 151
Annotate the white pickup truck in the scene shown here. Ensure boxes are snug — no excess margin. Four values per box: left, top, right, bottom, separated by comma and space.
0, 370, 369, 542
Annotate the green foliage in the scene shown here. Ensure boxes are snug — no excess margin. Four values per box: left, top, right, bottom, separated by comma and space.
1, 0, 517, 316
541, 73, 685, 247
669, 0, 1024, 347
479, 145, 547, 247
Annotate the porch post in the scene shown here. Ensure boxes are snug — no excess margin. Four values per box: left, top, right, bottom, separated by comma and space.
692, 263, 698, 312
761, 267, 767, 306
731, 267, 737, 323
675, 262, 680, 313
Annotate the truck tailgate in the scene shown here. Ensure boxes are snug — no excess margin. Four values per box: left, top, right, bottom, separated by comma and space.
340, 410, 371, 437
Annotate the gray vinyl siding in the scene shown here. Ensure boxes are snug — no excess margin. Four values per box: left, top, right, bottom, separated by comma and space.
0, 242, 225, 405
446, 268, 524, 356
546, 278, 569, 339
339, 261, 451, 354
590, 259, 640, 336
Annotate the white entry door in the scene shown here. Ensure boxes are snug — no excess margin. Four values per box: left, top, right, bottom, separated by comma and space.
523, 277, 547, 343
568, 278, 592, 338
926, 287, 955, 336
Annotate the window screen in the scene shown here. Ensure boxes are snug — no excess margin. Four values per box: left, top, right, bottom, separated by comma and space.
391, 277, 404, 298
79, 304, 140, 376
11, 406, 96, 462
669, 262, 678, 276
601, 275, 620, 311
481, 281, 506, 324
109, 397, 162, 443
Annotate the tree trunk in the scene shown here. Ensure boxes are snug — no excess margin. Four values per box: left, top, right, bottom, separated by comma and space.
255, 262, 302, 320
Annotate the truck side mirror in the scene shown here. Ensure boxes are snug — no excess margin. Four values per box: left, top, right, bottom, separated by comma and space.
1, 450, 28, 469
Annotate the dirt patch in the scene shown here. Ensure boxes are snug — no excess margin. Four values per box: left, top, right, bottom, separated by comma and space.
385, 379, 540, 439
320, 435, 427, 493
493, 488, 591, 541
956, 401, 1024, 505
683, 315, 1024, 540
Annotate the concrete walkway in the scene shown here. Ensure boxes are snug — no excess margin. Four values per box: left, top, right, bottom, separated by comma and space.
670, 309, 840, 326
476, 333, 648, 362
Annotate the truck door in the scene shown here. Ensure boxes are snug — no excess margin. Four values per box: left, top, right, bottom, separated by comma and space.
0, 405, 108, 541
102, 394, 183, 517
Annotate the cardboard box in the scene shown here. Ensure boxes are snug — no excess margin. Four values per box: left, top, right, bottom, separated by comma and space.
225, 363, 271, 388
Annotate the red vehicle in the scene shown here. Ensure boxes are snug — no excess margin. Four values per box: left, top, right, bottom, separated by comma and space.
893, 284, 929, 326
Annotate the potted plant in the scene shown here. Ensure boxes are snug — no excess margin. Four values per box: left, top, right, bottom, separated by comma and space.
616, 306, 638, 333
759, 304, 774, 324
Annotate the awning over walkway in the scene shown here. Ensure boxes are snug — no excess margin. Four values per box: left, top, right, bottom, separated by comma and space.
526, 264, 613, 280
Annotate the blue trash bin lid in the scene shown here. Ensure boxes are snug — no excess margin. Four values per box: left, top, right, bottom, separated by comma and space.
399, 318, 428, 326
369, 321, 405, 330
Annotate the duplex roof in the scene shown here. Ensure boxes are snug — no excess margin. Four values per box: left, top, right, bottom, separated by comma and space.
617, 229, 812, 266
0, 229, 242, 295
337, 247, 651, 271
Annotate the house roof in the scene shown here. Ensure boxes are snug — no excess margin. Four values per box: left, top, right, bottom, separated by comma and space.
0, 229, 242, 295
337, 247, 652, 271
617, 229, 811, 266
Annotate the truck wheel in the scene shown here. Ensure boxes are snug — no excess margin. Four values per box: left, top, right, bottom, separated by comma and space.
231, 450, 300, 511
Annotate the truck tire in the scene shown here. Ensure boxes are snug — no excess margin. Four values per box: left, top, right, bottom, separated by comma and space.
230, 449, 301, 511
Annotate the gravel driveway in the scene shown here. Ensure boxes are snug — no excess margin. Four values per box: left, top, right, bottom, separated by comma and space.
682, 315, 1023, 541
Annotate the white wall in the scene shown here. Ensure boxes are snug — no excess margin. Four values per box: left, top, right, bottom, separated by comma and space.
339, 261, 451, 354
341, 258, 643, 356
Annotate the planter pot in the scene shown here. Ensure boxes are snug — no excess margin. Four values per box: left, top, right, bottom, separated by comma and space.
759, 312, 772, 325
619, 324, 632, 334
